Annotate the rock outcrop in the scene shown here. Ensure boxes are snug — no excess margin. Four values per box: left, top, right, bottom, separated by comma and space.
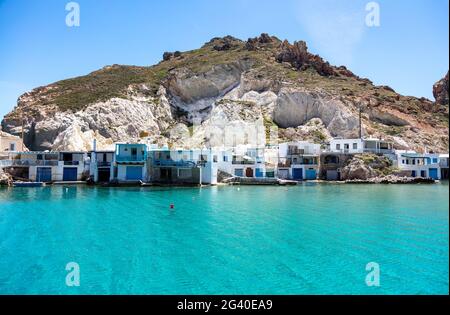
0, 169, 13, 186
275, 40, 335, 76
1, 34, 448, 152
166, 60, 253, 123
341, 154, 393, 181
273, 88, 361, 138
433, 71, 449, 105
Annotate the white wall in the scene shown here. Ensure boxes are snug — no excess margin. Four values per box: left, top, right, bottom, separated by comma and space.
116, 144, 146, 160
279, 142, 321, 156
329, 139, 364, 154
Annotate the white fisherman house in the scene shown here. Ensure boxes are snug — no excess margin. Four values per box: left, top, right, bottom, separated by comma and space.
329, 138, 394, 155
3, 151, 87, 182
113, 143, 148, 182
277, 141, 321, 180
90, 150, 114, 183
394, 150, 441, 180
222, 145, 266, 178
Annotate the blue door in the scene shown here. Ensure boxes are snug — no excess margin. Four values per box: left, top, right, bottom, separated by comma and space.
429, 168, 438, 180
305, 169, 317, 180
292, 168, 303, 180
126, 166, 143, 180
411, 170, 416, 177
234, 169, 244, 177
63, 168, 78, 181
255, 168, 264, 178
36, 167, 52, 182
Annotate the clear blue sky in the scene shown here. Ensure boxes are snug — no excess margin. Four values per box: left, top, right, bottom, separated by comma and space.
0, 0, 448, 119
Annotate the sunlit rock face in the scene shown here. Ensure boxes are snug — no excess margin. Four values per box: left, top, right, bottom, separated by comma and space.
433, 71, 449, 106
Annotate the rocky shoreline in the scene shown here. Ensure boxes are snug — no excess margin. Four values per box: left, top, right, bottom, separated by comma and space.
0, 177, 439, 187
344, 175, 436, 184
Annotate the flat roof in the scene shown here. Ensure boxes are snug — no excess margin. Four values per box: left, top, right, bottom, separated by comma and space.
16, 151, 59, 155
116, 143, 146, 146
400, 153, 433, 158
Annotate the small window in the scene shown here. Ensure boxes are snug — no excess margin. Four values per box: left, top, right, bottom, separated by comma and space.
412, 160, 416, 165
10, 143, 16, 151
336, 144, 341, 150
223, 156, 228, 162
213, 155, 218, 163
433, 158, 438, 163
353, 143, 357, 150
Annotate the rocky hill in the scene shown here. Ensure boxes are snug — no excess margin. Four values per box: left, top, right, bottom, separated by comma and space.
1, 34, 448, 152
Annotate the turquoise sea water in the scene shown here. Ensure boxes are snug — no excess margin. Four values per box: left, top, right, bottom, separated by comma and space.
0, 183, 448, 295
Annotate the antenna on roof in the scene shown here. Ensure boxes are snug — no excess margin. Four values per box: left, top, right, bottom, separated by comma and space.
359, 104, 363, 140
21, 111, 24, 151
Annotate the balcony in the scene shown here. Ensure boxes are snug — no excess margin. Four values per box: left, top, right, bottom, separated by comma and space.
288, 148, 305, 155
115, 155, 146, 163
2, 159, 59, 166
232, 160, 256, 165
153, 160, 196, 167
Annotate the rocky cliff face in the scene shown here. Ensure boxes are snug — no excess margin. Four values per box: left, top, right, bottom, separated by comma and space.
433, 71, 449, 106
2, 34, 448, 152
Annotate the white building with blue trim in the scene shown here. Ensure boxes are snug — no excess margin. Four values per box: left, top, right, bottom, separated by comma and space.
277, 142, 321, 180
219, 145, 268, 179
113, 143, 148, 182
394, 151, 441, 180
